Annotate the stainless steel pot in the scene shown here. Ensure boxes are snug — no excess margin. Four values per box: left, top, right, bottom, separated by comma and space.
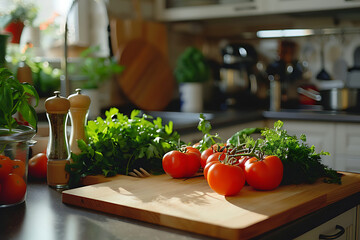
297, 87, 359, 111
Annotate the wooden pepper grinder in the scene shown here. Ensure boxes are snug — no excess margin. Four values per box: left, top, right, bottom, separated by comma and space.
45, 91, 71, 189
68, 88, 91, 155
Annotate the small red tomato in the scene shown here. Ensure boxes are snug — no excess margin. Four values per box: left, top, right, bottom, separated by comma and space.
203, 161, 217, 180
0, 156, 13, 180
207, 163, 245, 196
28, 153, 48, 179
206, 152, 226, 166
200, 148, 215, 169
0, 173, 27, 204
244, 155, 283, 191
185, 146, 201, 158
11, 159, 26, 177
238, 156, 251, 171
162, 150, 201, 178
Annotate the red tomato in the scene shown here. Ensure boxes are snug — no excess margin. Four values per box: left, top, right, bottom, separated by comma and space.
185, 146, 201, 158
206, 152, 226, 166
0, 155, 13, 180
207, 163, 245, 196
200, 148, 215, 169
11, 159, 26, 177
244, 155, 283, 190
162, 150, 201, 178
203, 161, 217, 180
237, 156, 251, 171
28, 153, 48, 179
192, 142, 200, 148
0, 173, 27, 204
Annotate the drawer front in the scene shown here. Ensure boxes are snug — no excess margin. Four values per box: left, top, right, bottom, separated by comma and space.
336, 124, 360, 157
294, 207, 357, 240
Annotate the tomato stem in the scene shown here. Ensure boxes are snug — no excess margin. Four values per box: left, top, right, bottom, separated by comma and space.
231, 140, 261, 160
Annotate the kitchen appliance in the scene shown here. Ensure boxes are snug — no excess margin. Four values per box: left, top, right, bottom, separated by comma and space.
218, 43, 258, 108
297, 87, 359, 111
266, 40, 304, 109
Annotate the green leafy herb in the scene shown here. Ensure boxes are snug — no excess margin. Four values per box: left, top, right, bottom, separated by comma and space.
0, 68, 39, 132
68, 45, 124, 89
66, 108, 182, 188
174, 47, 210, 83
196, 113, 222, 151
227, 120, 341, 185
226, 127, 263, 147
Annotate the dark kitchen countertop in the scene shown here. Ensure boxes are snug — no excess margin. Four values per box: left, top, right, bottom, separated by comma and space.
263, 109, 360, 123
4, 109, 360, 240
144, 110, 265, 135
1, 176, 359, 240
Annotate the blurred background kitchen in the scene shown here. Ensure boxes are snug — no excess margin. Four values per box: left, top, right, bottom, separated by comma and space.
1, 0, 360, 117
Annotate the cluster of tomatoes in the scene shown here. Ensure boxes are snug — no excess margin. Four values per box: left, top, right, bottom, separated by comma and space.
0, 155, 27, 205
0, 152, 47, 205
162, 144, 284, 197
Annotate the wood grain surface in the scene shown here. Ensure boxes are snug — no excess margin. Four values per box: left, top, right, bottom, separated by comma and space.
117, 39, 174, 110
109, 1, 173, 110
62, 172, 360, 240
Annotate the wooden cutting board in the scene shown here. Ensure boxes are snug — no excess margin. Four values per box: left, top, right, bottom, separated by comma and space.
109, 0, 174, 110
62, 172, 360, 239
117, 38, 175, 111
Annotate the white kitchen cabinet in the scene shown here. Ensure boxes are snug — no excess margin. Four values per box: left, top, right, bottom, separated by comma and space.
267, 119, 360, 173
266, 120, 336, 168
154, 0, 267, 21
154, 0, 360, 21
336, 123, 360, 157
266, 0, 360, 14
281, 121, 336, 169
294, 206, 357, 240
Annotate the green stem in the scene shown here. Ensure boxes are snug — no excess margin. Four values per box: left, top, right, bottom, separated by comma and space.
125, 153, 135, 175
232, 140, 261, 160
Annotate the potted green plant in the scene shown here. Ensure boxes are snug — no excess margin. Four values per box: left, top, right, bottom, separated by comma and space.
0, 68, 39, 207
69, 46, 124, 118
174, 47, 210, 112
0, 1, 38, 44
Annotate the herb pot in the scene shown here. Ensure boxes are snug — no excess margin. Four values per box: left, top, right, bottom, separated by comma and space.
297, 87, 359, 111
0, 125, 36, 207
179, 82, 203, 113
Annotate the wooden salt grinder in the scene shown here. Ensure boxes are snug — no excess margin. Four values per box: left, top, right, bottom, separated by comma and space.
68, 88, 91, 155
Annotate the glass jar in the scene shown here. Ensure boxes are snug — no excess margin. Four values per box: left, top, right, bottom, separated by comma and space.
0, 125, 36, 207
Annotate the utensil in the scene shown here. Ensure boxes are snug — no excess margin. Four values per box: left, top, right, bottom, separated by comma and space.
316, 38, 332, 80
354, 46, 360, 68
345, 46, 360, 88
331, 35, 348, 81
128, 168, 151, 178
297, 87, 358, 111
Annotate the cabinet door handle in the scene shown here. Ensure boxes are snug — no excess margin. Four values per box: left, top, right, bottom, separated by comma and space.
318, 225, 345, 239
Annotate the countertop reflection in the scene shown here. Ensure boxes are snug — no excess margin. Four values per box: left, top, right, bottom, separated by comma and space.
0, 180, 213, 240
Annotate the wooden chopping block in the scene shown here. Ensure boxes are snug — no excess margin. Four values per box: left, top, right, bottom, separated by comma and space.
109, 0, 171, 109
118, 38, 174, 111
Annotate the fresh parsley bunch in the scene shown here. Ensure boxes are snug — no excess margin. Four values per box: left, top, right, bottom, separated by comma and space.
67, 108, 182, 187
228, 120, 341, 185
